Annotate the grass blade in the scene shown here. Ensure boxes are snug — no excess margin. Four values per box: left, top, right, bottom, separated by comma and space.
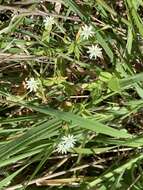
87, 154, 143, 188
22, 103, 132, 139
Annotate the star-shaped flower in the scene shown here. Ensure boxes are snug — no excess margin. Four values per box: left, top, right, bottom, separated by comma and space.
56, 134, 77, 154
87, 45, 102, 59
80, 25, 95, 40
44, 16, 55, 29
26, 78, 39, 92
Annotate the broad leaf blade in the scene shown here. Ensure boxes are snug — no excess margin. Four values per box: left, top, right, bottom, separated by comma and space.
23, 104, 132, 139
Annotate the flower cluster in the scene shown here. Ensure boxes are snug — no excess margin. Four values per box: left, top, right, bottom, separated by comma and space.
56, 134, 77, 154
80, 25, 103, 60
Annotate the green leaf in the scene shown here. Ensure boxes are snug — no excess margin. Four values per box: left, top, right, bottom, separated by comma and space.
0, 119, 60, 159
0, 115, 44, 124
96, 0, 117, 16
96, 0, 130, 25
21, 103, 132, 139
126, 27, 133, 54
120, 72, 143, 87
73, 146, 115, 154
108, 77, 120, 91
0, 149, 42, 168
126, 0, 143, 37
62, 0, 89, 22
99, 71, 112, 82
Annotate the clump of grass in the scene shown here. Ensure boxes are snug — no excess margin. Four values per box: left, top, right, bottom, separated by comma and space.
1, 0, 143, 189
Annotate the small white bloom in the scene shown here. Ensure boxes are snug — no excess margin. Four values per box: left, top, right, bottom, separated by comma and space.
56, 143, 68, 154
87, 45, 102, 59
26, 78, 39, 92
44, 16, 55, 28
56, 134, 77, 154
80, 25, 94, 40
62, 134, 76, 149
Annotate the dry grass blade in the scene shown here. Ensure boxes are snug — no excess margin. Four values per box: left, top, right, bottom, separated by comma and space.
0, 5, 80, 21
12, 0, 62, 5
36, 177, 83, 186
0, 53, 48, 62
5, 161, 101, 190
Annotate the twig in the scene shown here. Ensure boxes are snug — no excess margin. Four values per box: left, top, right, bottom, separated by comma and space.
0, 5, 81, 22
12, 0, 62, 5
47, 154, 77, 159
127, 174, 141, 190
70, 95, 89, 99
46, 157, 69, 175
36, 177, 83, 186
0, 53, 48, 62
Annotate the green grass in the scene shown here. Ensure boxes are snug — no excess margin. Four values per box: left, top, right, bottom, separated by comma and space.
1, 0, 143, 189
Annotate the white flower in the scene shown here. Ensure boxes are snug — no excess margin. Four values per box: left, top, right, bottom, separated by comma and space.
87, 45, 102, 59
44, 16, 55, 28
56, 143, 68, 154
56, 134, 77, 154
26, 78, 39, 92
80, 25, 94, 40
62, 135, 76, 149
